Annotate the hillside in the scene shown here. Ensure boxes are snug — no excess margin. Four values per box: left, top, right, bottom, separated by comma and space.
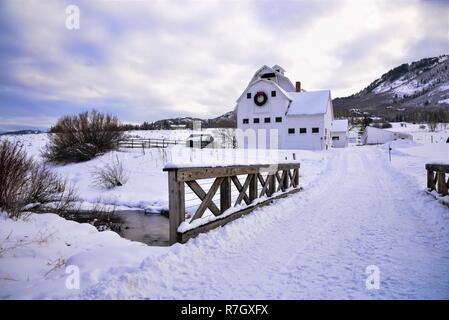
333, 55, 449, 116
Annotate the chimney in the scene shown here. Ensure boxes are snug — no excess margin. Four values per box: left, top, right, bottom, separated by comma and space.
296, 81, 301, 92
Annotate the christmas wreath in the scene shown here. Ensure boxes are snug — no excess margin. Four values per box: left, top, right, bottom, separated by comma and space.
254, 91, 268, 106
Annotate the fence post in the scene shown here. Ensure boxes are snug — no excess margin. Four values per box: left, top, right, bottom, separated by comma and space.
294, 167, 299, 187
220, 177, 231, 213
131, 139, 134, 149
167, 169, 185, 244
283, 169, 289, 190
437, 172, 448, 195
427, 169, 435, 190
268, 174, 275, 196
249, 174, 258, 202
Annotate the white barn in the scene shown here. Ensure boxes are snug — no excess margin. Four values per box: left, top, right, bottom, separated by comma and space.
331, 119, 348, 148
236, 65, 340, 150
361, 126, 413, 145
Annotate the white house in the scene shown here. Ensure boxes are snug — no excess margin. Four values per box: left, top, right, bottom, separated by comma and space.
236, 65, 339, 150
331, 119, 348, 148
361, 126, 413, 145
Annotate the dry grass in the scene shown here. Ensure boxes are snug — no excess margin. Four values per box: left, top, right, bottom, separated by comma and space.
92, 156, 128, 189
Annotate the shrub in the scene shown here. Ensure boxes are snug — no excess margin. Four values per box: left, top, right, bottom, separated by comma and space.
93, 156, 128, 189
0, 140, 33, 217
0, 140, 77, 218
43, 110, 123, 163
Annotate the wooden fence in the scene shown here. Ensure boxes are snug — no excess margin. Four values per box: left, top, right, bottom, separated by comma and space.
426, 163, 449, 196
163, 163, 301, 244
119, 138, 183, 149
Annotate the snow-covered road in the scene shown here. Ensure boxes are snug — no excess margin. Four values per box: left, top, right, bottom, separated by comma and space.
80, 147, 449, 299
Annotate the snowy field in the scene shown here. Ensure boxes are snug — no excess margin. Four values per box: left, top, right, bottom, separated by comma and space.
1, 124, 449, 299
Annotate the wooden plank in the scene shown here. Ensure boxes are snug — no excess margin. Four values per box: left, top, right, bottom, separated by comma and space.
277, 170, 287, 192
168, 170, 185, 245
191, 177, 224, 221
437, 172, 448, 195
268, 174, 275, 196
288, 169, 294, 187
220, 177, 231, 213
283, 169, 290, 190
425, 163, 449, 173
177, 188, 302, 244
259, 174, 270, 197
231, 176, 250, 205
235, 175, 252, 206
294, 168, 299, 187
427, 169, 435, 190
249, 173, 258, 202
163, 163, 300, 182
186, 180, 221, 215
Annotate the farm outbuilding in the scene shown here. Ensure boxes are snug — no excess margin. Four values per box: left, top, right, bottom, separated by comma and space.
331, 119, 348, 148
361, 126, 413, 145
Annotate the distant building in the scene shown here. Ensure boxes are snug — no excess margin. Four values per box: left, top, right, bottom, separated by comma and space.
361, 126, 413, 145
235, 65, 344, 150
331, 119, 348, 148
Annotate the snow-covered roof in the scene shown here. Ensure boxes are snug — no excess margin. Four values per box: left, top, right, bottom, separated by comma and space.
272, 64, 285, 74
332, 119, 348, 132
286, 90, 330, 115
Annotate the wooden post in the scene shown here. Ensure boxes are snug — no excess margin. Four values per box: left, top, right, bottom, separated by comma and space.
437, 172, 448, 195
220, 177, 231, 213
249, 174, 258, 202
268, 174, 275, 196
294, 168, 299, 187
283, 169, 289, 190
427, 169, 435, 190
168, 170, 185, 244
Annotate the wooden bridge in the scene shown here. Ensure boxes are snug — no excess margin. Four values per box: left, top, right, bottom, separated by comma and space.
426, 163, 449, 196
164, 162, 301, 244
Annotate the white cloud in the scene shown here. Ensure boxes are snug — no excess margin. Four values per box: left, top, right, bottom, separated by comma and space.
0, 0, 447, 125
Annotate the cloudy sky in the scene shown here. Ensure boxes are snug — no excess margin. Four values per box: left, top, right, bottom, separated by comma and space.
0, 0, 447, 131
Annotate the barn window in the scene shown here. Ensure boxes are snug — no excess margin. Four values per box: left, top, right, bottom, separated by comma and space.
332, 136, 339, 141
275, 117, 282, 123
243, 118, 249, 124
247, 92, 251, 99
312, 127, 319, 133
299, 128, 307, 134
264, 117, 271, 123
288, 128, 295, 134
261, 72, 276, 79
253, 118, 260, 124
271, 90, 276, 97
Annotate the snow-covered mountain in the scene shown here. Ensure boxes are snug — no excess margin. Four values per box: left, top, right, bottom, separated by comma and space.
334, 55, 449, 112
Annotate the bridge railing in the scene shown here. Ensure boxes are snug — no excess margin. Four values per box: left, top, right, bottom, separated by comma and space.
426, 163, 449, 196
163, 162, 300, 244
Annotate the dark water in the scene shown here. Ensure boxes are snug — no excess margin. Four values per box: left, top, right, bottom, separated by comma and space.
116, 210, 169, 246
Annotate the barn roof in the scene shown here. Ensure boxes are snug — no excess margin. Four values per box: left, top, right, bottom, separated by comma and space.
286, 90, 331, 115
